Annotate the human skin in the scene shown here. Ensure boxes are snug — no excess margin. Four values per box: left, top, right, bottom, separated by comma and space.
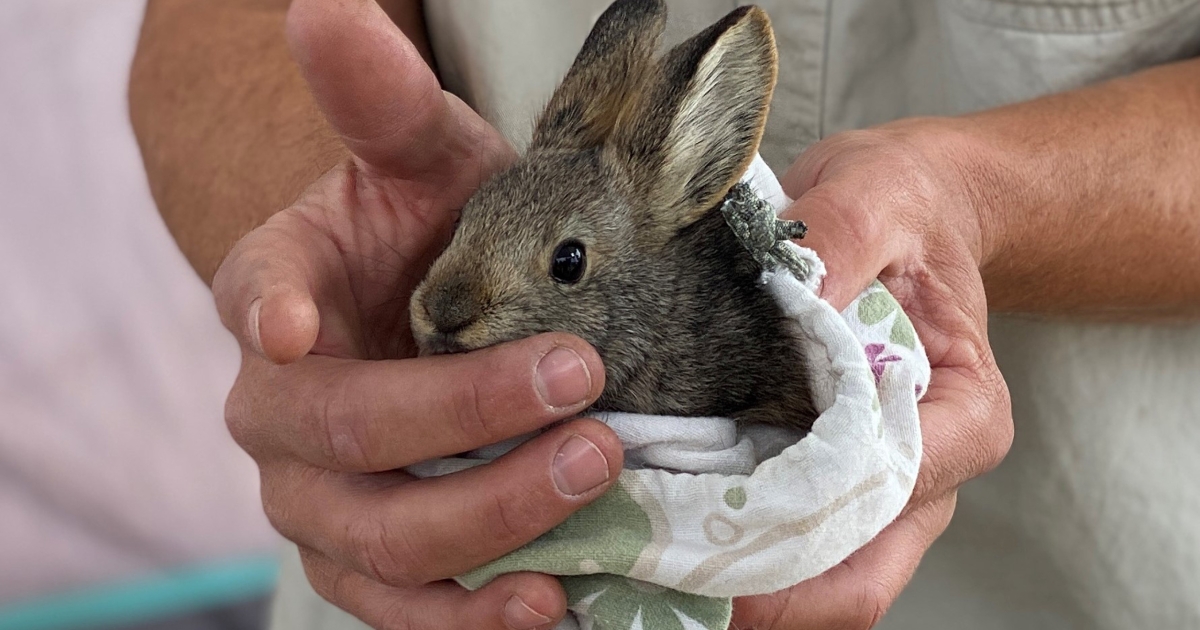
130, 1, 1200, 628
129, 0, 436, 283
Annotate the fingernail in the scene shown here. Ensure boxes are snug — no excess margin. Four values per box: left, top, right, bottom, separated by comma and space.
552, 435, 609, 496
248, 297, 264, 355
535, 347, 591, 408
504, 595, 551, 630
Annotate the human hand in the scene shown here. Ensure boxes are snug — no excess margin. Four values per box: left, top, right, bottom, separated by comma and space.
730, 120, 1014, 629
212, 1, 624, 628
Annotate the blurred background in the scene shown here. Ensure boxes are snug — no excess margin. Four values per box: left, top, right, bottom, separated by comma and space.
0, 1, 280, 628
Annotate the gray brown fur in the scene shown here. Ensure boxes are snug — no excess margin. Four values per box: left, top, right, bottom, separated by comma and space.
410, 0, 817, 430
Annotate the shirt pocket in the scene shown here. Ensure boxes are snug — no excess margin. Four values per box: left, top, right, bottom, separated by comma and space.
948, 0, 1199, 33
933, 0, 1200, 112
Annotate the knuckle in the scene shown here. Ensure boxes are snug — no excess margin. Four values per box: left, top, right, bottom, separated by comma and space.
981, 416, 1014, 473
849, 579, 891, 630
299, 553, 344, 607
224, 357, 291, 459
319, 374, 374, 471
977, 368, 1014, 473
842, 206, 887, 251
450, 377, 499, 446
852, 204, 888, 247
796, 183, 843, 214
479, 492, 537, 550
910, 465, 941, 507
301, 565, 333, 602
916, 386, 1014, 502
807, 187, 886, 250
224, 370, 269, 457
910, 468, 938, 507
758, 589, 794, 630
326, 569, 359, 612
223, 380, 254, 449
930, 493, 958, 536
377, 607, 420, 630
347, 512, 429, 587
258, 466, 314, 543
259, 477, 293, 540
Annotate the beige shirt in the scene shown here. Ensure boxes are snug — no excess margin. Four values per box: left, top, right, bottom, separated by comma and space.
271, 2, 1200, 628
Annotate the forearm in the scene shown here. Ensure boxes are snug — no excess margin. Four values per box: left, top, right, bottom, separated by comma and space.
129, 0, 432, 284
961, 58, 1200, 317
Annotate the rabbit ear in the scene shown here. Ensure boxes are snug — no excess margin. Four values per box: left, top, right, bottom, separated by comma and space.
611, 6, 777, 235
530, 0, 667, 151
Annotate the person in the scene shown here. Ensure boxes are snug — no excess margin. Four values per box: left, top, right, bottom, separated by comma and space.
129, 0, 1200, 628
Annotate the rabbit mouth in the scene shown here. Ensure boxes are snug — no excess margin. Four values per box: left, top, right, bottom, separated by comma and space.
415, 321, 504, 356
416, 331, 472, 356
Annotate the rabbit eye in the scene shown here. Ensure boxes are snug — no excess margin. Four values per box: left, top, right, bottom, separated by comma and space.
550, 240, 586, 284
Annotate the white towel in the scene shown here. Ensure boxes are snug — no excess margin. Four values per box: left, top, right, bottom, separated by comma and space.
409, 156, 930, 630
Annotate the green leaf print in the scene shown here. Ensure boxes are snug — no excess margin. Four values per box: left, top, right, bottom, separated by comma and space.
459, 480, 653, 588
889, 311, 917, 350
563, 575, 731, 630
856, 289, 897, 325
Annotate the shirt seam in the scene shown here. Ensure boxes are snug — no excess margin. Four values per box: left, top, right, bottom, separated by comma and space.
817, 0, 833, 140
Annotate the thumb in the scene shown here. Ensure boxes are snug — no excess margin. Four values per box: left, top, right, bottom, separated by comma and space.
212, 219, 324, 365
780, 144, 894, 312
779, 185, 892, 313
285, 0, 512, 185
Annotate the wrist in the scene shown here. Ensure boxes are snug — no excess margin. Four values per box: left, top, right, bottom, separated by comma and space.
949, 109, 1073, 311
874, 116, 1019, 270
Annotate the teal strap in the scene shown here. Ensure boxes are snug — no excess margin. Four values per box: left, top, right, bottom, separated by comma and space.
0, 555, 279, 630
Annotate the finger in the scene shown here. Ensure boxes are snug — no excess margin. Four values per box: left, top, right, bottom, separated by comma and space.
285, 0, 514, 189
778, 182, 895, 312
270, 419, 623, 587
907, 363, 1012, 512
777, 135, 896, 312
730, 493, 957, 630
230, 332, 606, 471
212, 218, 329, 364
300, 547, 566, 630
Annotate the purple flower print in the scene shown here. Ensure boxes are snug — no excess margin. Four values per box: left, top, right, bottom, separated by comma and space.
865, 343, 901, 385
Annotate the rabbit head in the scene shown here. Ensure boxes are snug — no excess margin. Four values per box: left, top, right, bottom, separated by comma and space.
410, 0, 778, 385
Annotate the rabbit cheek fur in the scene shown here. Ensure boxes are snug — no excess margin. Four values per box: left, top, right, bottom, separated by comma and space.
611, 206, 818, 430
410, 0, 818, 431
410, 151, 637, 360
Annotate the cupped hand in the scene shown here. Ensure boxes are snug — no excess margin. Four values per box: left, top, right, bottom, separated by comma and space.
212, 1, 624, 628
731, 120, 1015, 629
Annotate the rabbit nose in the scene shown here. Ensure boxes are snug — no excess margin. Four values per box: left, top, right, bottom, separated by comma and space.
424, 277, 482, 334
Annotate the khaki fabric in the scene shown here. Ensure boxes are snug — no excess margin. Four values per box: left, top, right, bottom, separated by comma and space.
270, 1, 1200, 628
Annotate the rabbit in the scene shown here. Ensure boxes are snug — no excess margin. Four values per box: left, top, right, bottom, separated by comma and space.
409, 0, 817, 431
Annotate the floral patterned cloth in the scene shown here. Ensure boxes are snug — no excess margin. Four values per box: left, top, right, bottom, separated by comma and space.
408, 157, 931, 630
